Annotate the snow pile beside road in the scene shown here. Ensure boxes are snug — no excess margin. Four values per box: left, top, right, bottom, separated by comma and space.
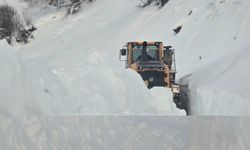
0, 40, 73, 115
189, 45, 250, 115
1, 116, 249, 150
150, 87, 186, 115
0, 40, 33, 114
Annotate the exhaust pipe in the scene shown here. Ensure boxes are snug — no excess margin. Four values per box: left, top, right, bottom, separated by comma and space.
142, 41, 148, 62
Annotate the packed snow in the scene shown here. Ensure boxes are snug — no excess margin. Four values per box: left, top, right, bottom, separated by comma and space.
1, 0, 250, 149
1, 116, 250, 150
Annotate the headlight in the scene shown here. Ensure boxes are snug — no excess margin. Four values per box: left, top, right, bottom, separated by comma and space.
149, 77, 154, 82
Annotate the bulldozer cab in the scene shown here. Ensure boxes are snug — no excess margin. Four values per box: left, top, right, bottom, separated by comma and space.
132, 44, 160, 62
127, 42, 162, 67
120, 42, 175, 69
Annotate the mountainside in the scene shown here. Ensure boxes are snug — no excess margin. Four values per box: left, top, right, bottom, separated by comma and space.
1, 0, 250, 115
1, 0, 250, 149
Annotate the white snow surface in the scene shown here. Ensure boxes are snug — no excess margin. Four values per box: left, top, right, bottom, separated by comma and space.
1, 40, 177, 115
0, 0, 189, 116
1, 0, 250, 116
1, 116, 250, 150
1, 0, 250, 149
150, 87, 185, 115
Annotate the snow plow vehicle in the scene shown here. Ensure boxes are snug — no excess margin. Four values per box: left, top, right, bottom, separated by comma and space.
119, 41, 187, 110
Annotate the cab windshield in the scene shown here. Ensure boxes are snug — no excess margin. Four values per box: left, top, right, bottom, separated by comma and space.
132, 45, 159, 62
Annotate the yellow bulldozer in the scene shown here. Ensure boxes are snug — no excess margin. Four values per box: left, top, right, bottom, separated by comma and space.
119, 41, 187, 110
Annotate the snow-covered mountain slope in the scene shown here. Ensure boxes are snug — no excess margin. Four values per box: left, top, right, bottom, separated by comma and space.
2, 0, 250, 149
25, 0, 250, 115
1, 0, 188, 116
1, 0, 250, 116
169, 0, 250, 115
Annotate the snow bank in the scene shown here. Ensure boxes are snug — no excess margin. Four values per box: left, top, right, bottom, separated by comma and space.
0, 40, 72, 115
0, 116, 250, 150
150, 87, 186, 115
189, 45, 250, 115
0, 40, 33, 114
